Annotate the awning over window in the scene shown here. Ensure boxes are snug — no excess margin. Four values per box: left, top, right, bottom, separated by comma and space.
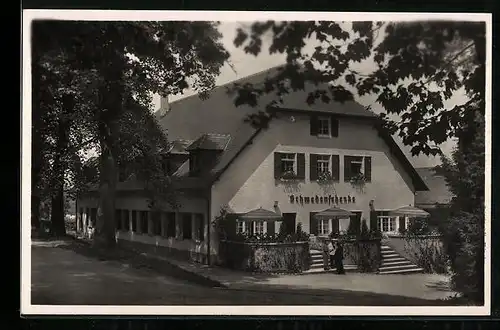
313, 207, 354, 220
238, 207, 283, 221
389, 205, 430, 218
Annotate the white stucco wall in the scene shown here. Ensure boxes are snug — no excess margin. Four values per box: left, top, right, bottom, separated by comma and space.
211, 112, 417, 235
76, 192, 213, 258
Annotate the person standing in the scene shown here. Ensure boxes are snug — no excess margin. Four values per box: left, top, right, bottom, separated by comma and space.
322, 240, 331, 270
333, 241, 345, 274
328, 240, 335, 271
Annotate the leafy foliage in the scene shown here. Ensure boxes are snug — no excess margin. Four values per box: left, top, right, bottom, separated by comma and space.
232, 21, 485, 156
32, 21, 229, 243
436, 114, 485, 303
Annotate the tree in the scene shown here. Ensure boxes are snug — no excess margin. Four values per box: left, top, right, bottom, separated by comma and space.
232, 21, 485, 302
437, 113, 485, 303
32, 21, 229, 245
231, 21, 485, 155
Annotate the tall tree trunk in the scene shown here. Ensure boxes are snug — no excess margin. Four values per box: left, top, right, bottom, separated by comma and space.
93, 44, 124, 248
94, 142, 118, 248
49, 96, 72, 236
50, 185, 66, 236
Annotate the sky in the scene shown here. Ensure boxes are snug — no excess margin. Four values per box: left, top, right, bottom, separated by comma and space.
152, 22, 461, 169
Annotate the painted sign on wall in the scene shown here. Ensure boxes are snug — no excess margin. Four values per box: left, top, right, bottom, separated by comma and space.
289, 194, 356, 206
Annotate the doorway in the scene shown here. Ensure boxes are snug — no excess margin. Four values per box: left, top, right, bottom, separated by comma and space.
281, 213, 297, 235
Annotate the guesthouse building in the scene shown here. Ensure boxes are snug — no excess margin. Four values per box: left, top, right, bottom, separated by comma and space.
76, 66, 429, 265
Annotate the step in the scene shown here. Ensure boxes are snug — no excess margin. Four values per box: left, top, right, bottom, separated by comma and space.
381, 260, 413, 267
378, 263, 422, 272
381, 253, 400, 258
308, 264, 358, 271
379, 267, 424, 275
382, 256, 407, 262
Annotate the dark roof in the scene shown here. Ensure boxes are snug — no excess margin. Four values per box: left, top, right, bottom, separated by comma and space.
415, 167, 453, 206
168, 139, 193, 154
186, 133, 231, 151
149, 65, 428, 191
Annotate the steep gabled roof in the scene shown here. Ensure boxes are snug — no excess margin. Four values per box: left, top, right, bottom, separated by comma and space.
153, 65, 427, 191
415, 167, 453, 206
186, 133, 231, 151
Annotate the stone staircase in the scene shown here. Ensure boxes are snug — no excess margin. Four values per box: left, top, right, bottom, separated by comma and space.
378, 244, 424, 274
305, 249, 358, 274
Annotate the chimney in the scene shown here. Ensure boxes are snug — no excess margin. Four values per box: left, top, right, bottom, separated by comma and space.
158, 94, 170, 117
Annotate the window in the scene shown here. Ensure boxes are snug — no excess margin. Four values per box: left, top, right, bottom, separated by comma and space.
189, 152, 200, 176
140, 211, 149, 234
123, 210, 130, 231
78, 208, 83, 231
311, 115, 338, 137
131, 211, 137, 232
377, 211, 397, 233
253, 221, 266, 235
318, 117, 331, 136
236, 221, 246, 234
317, 155, 330, 174
151, 211, 162, 236
182, 213, 192, 240
164, 212, 176, 238
318, 219, 330, 236
90, 208, 97, 226
344, 155, 372, 182
115, 209, 122, 231
281, 153, 296, 174
194, 213, 204, 241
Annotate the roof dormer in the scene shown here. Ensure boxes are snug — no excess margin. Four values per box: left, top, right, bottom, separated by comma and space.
186, 133, 231, 176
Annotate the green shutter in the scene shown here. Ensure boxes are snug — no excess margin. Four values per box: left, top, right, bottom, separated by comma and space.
309, 212, 318, 235
267, 221, 275, 235
364, 156, 372, 182
344, 156, 353, 182
274, 152, 283, 179
399, 216, 406, 233
370, 210, 378, 231
331, 154, 340, 181
310, 154, 318, 181
331, 218, 340, 234
330, 117, 339, 137
296, 153, 305, 179
310, 115, 319, 136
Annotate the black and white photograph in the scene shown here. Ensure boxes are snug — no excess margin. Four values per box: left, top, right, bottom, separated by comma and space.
21, 11, 492, 315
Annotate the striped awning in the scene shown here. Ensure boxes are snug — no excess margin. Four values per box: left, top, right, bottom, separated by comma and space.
389, 205, 430, 218
238, 207, 283, 221
314, 207, 354, 219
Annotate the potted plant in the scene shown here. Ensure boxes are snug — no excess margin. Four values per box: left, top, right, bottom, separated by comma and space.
349, 173, 367, 188
280, 170, 298, 182
317, 171, 335, 185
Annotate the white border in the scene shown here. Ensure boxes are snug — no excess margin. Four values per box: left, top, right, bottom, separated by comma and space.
21, 10, 492, 316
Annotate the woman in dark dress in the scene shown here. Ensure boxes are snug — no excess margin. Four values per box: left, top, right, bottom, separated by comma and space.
333, 241, 345, 274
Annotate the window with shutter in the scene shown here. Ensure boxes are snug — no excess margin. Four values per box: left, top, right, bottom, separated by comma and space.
344, 155, 366, 181
296, 153, 305, 179
364, 156, 372, 182
310, 116, 319, 136
274, 152, 284, 179
330, 117, 339, 137
309, 154, 318, 181
309, 212, 318, 235
331, 155, 340, 181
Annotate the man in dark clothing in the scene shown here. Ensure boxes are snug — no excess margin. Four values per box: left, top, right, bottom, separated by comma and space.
333, 241, 345, 274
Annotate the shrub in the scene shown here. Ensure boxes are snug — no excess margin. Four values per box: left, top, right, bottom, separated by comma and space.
403, 234, 449, 274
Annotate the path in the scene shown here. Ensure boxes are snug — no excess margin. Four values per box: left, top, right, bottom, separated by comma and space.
30, 240, 455, 306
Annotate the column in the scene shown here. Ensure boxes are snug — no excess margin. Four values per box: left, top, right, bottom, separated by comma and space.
160, 212, 166, 237
148, 211, 153, 235
175, 212, 181, 239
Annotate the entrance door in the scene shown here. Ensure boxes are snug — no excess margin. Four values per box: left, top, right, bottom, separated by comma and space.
282, 213, 297, 234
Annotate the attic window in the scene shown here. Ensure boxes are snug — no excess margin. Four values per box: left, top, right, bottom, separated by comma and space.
310, 115, 339, 138
189, 152, 201, 176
